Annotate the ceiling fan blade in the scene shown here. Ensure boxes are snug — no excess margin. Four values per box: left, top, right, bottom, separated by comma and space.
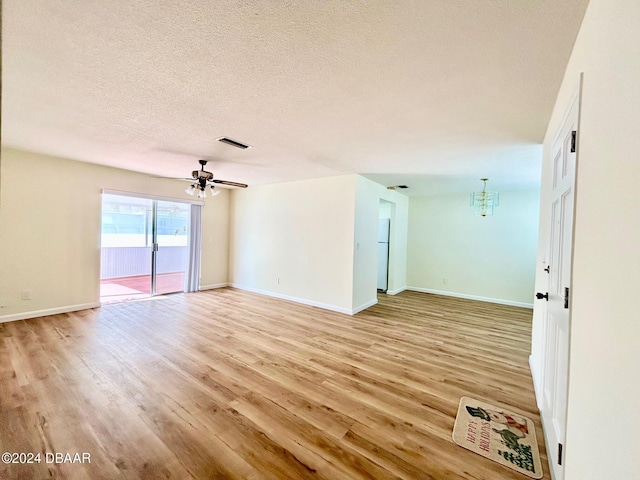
211, 179, 248, 188
151, 176, 196, 181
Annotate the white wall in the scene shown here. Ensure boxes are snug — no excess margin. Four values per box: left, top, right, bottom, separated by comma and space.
352, 176, 409, 310
229, 175, 357, 313
0, 148, 231, 320
229, 174, 408, 314
531, 0, 640, 478
352, 176, 379, 311
407, 189, 540, 307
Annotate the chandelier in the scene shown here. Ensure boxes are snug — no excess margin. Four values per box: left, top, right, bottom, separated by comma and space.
470, 178, 499, 217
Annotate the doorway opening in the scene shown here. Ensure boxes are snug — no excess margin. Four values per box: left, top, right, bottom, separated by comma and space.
99, 193, 198, 303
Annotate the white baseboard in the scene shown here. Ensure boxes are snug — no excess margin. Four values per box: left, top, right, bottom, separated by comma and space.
386, 286, 406, 296
352, 298, 378, 314
230, 284, 358, 315
406, 286, 534, 309
199, 282, 230, 291
0, 302, 102, 324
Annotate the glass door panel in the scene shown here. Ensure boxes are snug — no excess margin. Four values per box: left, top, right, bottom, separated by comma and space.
153, 200, 191, 295
100, 194, 153, 302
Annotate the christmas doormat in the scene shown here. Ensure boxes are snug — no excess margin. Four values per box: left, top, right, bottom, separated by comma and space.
452, 397, 543, 479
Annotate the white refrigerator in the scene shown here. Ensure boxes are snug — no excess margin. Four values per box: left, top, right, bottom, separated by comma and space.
377, 218, 390, 291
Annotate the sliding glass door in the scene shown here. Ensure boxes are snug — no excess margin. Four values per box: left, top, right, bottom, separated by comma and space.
100, 193, 195, 303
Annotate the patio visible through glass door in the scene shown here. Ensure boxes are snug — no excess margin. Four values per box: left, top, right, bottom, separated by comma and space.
100, 194, 191, 303
153, 200, 190, 295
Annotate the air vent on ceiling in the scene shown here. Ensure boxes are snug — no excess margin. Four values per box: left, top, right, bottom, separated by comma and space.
216, 137, 252, 149
387, 185, 409, 190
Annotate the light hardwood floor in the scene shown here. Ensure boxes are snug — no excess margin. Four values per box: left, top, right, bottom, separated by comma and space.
0, 288, 547, 479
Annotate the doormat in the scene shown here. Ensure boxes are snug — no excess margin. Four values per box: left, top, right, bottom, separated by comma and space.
452, 397, 543, 479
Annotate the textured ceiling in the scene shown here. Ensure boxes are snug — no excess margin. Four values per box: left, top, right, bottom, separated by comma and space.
2, 1, 589, 196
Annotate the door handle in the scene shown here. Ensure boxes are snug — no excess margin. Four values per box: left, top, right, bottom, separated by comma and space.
536, 292, 549, 301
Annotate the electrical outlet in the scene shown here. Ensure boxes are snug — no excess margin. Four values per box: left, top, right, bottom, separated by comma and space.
22, 290, 32, 300
276, 277, 280, 285
443, 278, 449, 285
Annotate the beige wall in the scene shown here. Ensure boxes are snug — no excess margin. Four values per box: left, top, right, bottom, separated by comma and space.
229, 174, 408, 314
531, 0, 640, 478
229, 175, 357, 313
407, 189, 540, 307
0, 148, 230, 321
0, 152, 409, 318
200, 187, 230, 289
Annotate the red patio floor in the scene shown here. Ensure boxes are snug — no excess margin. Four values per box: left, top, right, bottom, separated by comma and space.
100, 272, 185, 303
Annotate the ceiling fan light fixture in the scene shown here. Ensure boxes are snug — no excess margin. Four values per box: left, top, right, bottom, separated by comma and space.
210, 185, 220, 196
185, 184, 197, 196
197, 188, 206, 199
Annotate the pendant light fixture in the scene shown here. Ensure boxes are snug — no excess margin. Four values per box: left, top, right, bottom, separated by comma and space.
470, 178, 499, 217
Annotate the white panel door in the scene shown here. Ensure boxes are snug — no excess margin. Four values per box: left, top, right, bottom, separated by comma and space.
540, 93, 578, 480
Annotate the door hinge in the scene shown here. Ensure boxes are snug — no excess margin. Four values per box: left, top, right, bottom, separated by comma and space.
570, 131, 577, 153
558, 443, 563, 465
564, 287, 570, 309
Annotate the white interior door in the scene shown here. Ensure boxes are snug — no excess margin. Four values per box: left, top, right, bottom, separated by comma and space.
540, 93, 578, 480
